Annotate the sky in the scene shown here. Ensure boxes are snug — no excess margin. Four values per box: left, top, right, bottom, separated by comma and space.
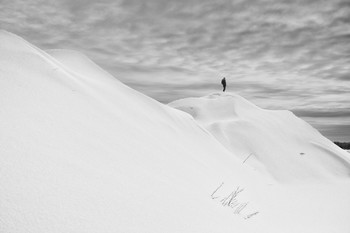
1, 0, 349, 141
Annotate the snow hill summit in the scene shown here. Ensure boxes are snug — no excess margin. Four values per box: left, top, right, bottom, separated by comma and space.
1, 30, 350, 233
169, 93, 350, 183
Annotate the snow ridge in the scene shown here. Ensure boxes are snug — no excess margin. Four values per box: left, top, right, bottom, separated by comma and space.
1, 30, 350, 233
170, 92, 350, 183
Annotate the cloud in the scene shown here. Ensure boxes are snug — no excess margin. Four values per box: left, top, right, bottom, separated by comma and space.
1, 0, 349, 140
312, 124, 350, 142
336, 74, 350, 81
292, 109, 350, 118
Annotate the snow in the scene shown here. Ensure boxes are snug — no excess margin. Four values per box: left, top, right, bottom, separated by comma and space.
1, 30, 350, 233
170, 93, 350, 183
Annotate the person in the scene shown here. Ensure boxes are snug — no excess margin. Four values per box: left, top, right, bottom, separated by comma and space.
221, 77, 226, 92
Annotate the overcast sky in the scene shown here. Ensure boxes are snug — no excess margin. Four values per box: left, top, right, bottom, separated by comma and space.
1, 0, 349, 141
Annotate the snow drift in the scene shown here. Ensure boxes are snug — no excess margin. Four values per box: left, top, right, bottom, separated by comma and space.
0, 30, 264, 233
169, 93, 350, 183
1, 30, 350, 233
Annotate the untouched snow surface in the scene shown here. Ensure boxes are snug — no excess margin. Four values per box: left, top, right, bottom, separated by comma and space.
1, 30, 350, 233
169, 93, 350, 183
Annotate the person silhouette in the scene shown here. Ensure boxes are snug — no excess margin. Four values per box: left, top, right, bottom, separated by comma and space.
221, 77, 226, 92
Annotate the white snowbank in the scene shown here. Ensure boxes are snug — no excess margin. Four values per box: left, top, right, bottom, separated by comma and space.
1, 30, 350, 233
0, 30, 264, 233
170, 93, 350, 183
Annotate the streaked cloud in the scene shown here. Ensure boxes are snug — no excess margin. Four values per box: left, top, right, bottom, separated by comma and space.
1, 0, 349, 141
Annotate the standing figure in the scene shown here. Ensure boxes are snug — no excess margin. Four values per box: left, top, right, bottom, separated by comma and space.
221, 77, 226, 92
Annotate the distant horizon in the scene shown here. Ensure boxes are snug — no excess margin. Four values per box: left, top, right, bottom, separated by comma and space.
145, 88, 350, 143
1, 0, 349, 141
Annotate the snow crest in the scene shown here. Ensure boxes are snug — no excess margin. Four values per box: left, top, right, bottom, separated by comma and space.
1, 30, 350, 233
170, 93, 350, 182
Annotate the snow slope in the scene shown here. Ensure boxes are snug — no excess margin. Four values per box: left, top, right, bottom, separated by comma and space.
1, 30, 350, 233
169, 93, 350, 183
0, 30, 266, 233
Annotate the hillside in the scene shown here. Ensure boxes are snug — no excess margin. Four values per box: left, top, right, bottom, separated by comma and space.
169, 93, 350, 183
1, 30, 350, 233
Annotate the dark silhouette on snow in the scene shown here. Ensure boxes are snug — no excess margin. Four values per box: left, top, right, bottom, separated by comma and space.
221, 77, 226, 92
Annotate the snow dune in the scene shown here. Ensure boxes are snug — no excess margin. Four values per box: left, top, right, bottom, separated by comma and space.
0, 30, 264, 233
170, 93, 350, 183
1, 30, 350, 233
